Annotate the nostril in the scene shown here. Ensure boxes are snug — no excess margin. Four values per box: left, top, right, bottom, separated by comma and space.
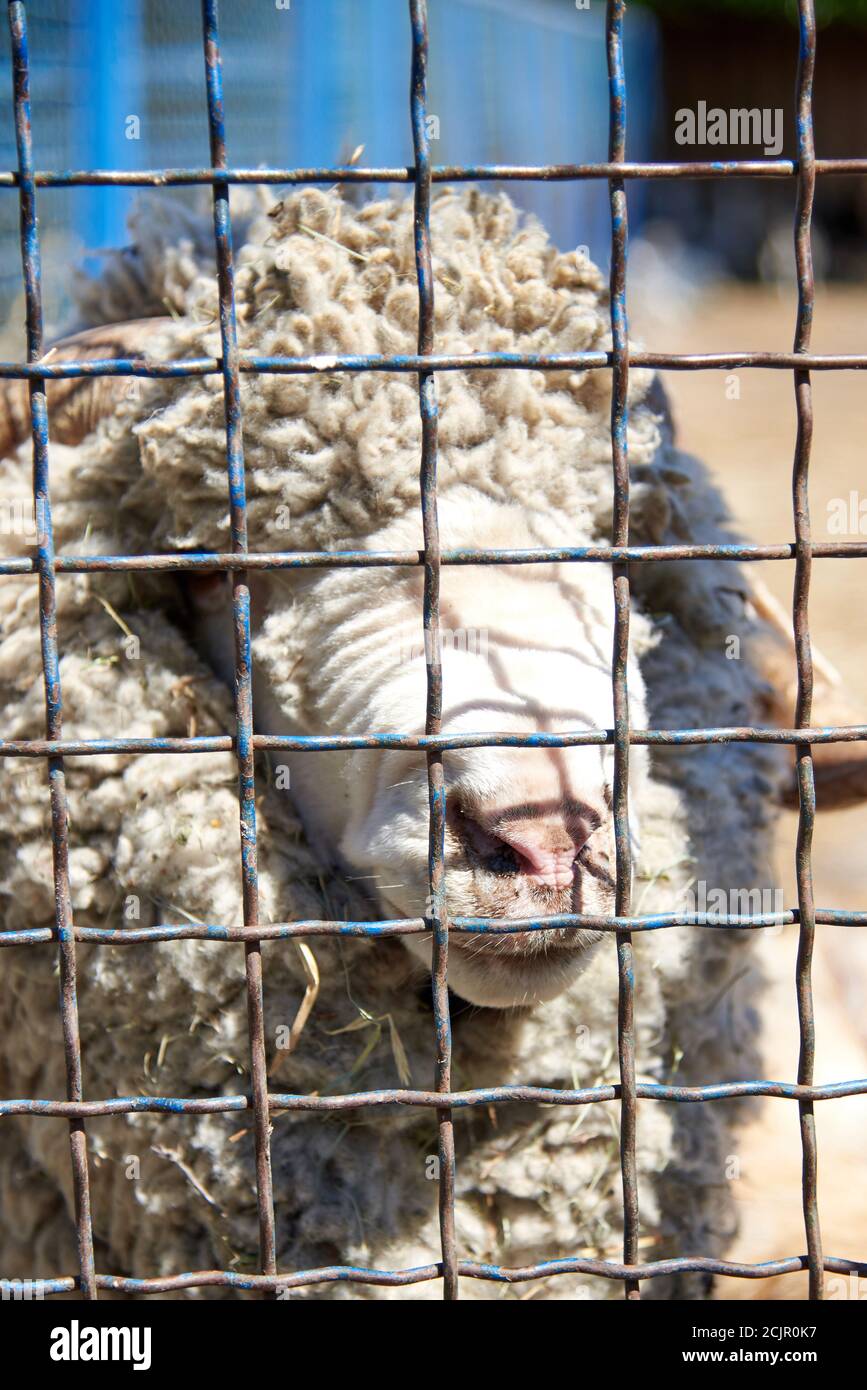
448, 805, 520, 874
505, 834, 577, 887
448, 796, 604, 888
490, 819, 587, 889
509, 840, 575, 880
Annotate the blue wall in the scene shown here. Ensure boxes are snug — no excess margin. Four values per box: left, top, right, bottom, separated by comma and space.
0, 0, 661, 327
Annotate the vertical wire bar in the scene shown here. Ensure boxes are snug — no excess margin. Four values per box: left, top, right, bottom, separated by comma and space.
606, 0, 640, 1301
792, 0, 823, 1301
6, 0, 96, 1301
409, 0, 457, 1301
200, 0, 277, 1281
6, 0, 97, 1300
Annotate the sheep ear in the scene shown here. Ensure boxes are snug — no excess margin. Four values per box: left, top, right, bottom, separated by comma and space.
777, 686, 867, 812
749, 578, 867, 810
0, 317, 171, 458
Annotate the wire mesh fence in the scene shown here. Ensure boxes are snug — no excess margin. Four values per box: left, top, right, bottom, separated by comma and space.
0, 0, 865, 1300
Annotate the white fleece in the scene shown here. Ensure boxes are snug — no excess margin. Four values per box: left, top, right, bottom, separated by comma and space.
0, 188, 785, 1298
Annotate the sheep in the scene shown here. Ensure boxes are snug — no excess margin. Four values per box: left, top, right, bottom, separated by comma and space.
0, 186, 861, 1299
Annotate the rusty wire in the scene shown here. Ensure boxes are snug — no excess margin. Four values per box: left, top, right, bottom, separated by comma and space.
790, 0, 823, 1301
0, 0, 863, 1302
605, 0, 641, 1303
201, 0, 277, 1287
7, 0, 97, 1300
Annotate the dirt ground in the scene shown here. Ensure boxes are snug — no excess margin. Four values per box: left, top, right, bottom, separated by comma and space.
635, 281, 867, 1300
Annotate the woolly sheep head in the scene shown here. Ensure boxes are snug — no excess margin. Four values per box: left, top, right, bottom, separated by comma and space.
341, 625, 638, 1011
0, 189, 652, 1011
251, 519, 649, 1011
16, 189, 854, 1011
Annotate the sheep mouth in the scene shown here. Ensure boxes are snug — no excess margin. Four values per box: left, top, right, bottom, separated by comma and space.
393, 861, 612, 1006
446, 864, 613, 960
411, 905, 606, 1009
395, 902, 605, 1008
441, 814, 615, 956
382, 833, 614, 1001
449, 920, 601, 962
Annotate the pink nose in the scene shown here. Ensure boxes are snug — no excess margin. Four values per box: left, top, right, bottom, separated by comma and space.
496, 822, 580, 890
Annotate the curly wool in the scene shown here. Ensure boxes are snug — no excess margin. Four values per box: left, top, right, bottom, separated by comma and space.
0, 188, 783, 1298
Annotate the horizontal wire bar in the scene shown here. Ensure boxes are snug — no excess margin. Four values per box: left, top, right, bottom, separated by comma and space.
3, 1078, 866, 1119
1, 350, 867, 381
0, 159, 864, 188
4, 541, 867, 576
4, 1252, 866, 1298
0, 725, 865, 757
2, 907, 865, 949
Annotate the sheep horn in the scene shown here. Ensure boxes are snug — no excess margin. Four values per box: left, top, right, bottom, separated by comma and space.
0, 316, 171, 457
749, 576, 867, 810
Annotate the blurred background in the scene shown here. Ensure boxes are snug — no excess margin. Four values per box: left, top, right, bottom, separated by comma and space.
0, 0, 866, 331
0, 0, 864, 1298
